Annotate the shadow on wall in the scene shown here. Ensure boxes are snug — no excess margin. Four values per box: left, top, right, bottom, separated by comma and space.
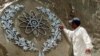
0, 43, 8, 56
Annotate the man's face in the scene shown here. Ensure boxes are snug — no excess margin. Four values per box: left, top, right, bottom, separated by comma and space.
71, 23, 77, 29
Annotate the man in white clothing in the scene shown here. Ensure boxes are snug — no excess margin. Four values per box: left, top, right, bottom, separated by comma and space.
59, 17, 93, 56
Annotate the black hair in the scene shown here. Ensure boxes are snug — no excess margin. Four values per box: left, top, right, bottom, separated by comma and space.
72, 20, 81, 26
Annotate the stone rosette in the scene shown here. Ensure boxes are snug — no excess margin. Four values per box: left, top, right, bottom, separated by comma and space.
1, 3, 62, 56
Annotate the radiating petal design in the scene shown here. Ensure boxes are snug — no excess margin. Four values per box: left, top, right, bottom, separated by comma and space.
33, 29, 39, 37
39, 23, 49, 29
18, 11, 50, 37
38, 28, 46, 35
19, 21, 28, 28
25, 24, 33, 34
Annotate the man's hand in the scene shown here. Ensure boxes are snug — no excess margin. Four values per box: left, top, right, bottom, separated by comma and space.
59, 25, 64, 30
85, 49, 92, 54
59, 23, 65, 30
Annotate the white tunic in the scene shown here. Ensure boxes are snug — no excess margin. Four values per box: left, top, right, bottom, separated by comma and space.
63, 26, 93, 56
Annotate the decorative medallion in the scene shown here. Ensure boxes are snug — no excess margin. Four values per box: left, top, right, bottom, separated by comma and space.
18, 11, 50, 37
0, 3, 62, 56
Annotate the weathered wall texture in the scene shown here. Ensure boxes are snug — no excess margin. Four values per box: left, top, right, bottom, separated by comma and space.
41, 0, 100, 56
29, 0, 100, 56
0, 0, 100, 56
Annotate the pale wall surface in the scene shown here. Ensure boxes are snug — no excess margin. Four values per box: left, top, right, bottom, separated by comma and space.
0, 0, 100, 56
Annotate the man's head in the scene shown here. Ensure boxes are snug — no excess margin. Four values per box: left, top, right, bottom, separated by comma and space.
69, 17, 81, 29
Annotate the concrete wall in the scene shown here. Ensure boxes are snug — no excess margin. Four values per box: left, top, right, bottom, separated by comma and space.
0, 0, 100, 56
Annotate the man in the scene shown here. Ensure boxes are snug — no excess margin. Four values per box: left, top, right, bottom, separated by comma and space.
59, 17, 93, 56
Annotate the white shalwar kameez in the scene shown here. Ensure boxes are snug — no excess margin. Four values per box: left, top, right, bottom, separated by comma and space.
63, 26, 93, 56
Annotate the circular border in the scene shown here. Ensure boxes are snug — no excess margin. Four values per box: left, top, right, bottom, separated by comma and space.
1, 4, 62, 56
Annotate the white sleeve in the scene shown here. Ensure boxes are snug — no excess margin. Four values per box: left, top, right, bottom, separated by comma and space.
63, 28, 73, 42
81, 28, 93, 49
